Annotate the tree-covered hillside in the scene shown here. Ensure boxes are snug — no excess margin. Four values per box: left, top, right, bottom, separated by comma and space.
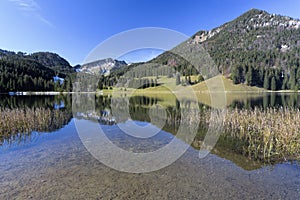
149, 9, 300, 91
0, 49, 74, 92
28, 52, 74, 76
197, 9, 300, 90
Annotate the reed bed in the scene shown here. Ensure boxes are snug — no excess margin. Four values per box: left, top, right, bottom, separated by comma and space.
1, 103, 300, 163
152, 105, 300, 162
222, 107, 300, 162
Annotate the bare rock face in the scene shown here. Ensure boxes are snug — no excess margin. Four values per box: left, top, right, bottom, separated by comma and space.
80, 58, 127, 75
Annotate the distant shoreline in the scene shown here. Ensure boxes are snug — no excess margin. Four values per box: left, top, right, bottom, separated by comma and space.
1, 89, 300, 96
4, 91, 70, 96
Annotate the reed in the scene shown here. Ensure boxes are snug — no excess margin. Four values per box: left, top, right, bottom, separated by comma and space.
221, 107, 300, 162
148, 104, 300, 162
0, 107, 72, 145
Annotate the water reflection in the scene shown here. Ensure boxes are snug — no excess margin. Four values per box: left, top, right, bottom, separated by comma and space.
85, 95, 260, 170
73, 94, 299, 170
0, 95, 71, 109
230, 93, 300, 109
1, 94, 299, 199
0, 95, 72, 148
1, 93, 300, 170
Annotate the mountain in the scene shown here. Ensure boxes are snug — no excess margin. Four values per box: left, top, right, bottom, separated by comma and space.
150, 9, 300, 90
0, 49, 74, 92
0, 50, 75, 76
28, 52, 74, 75
0, 56, 56, 92
0, 49, 16, 57
3, 9, 300, 92
80, 58, 127, 75
196, 9, 300, 69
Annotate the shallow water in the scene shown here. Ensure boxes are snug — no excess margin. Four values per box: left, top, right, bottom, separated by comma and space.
0, 94, 300, 199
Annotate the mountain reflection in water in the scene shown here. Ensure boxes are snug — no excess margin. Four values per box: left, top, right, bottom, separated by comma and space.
1, 93, 300, 171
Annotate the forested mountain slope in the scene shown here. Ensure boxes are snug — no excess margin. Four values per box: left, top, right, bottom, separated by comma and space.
152, 9, 300, 90
0, 49, 74, 92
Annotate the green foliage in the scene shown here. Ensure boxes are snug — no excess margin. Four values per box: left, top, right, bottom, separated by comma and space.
151, 52, 199, 76
0, 49, 75, 92
126, 78, 158, 89
192, 9, 300, 90
271, 77, 276, 91
263, 72, 270, 90
28, 52, 73, 76
0, 57, 55, 92
198, 75, 205, 83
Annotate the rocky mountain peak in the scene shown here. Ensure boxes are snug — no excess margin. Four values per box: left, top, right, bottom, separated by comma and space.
80, 58, 127, 75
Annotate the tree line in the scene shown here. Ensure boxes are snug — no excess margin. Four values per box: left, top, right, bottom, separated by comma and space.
0, 57, 73, 92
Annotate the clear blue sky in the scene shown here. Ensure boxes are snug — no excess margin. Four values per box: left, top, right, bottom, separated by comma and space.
1, 0, 300, 65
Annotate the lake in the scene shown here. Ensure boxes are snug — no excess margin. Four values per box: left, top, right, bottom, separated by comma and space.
0, 93, 300, 199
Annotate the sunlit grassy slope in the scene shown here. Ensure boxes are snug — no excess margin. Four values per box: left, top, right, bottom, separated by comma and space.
192, 75, 265, 92
191, 75, 266, 107
111, 75, 266, 108
132, 75, 265, 93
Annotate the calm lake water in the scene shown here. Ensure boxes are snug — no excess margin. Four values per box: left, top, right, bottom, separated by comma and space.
0, 93, 300, 199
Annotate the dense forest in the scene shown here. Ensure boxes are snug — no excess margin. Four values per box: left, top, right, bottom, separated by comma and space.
29, 52, 75, 75
197, 9, 300, 90
0, 49, 75, 92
